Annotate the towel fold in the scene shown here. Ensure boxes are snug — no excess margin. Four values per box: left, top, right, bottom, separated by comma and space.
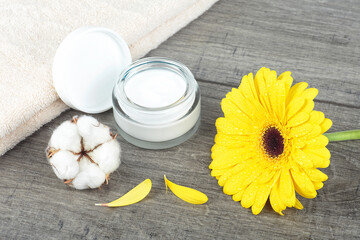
0, 0, 218, 156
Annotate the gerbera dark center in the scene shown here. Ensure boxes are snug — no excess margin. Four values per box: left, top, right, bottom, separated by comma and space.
262, 126, 284, 158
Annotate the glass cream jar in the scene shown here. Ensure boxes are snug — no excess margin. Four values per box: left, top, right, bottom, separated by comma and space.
52, 27, 201, 149
112, 57, 201, 149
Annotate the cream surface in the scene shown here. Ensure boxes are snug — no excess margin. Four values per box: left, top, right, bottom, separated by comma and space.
124, 69, 187, 108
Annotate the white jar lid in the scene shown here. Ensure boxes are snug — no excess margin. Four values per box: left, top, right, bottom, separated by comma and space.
52, 27, 132, 113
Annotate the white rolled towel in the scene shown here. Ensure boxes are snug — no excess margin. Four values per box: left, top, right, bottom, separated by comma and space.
0, 0, 218, 156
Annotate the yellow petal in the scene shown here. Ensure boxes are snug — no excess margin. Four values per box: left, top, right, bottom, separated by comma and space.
309, 111, 325, 125
223, 164, 262, 195
251, 183, 271, 215
210, 148, 253, 170
304, 150, 330, 168
96, 179, 152, 207
286, 97, 305, 120
291, 137, 306, 149
241, 183, 258, 209
215, 117, 252, 135
269, 180, 286, 215
217, 161, 249, 186
305, 135, 329, 148
294, 198, 304, 209
164, 175, 208, 205
278, 71, 293, 96
287, 112, 309, 128
299, 99, 315, 114
254, 67, 266, 97
265, 70, 278, 117
320, 118, 332, 134
290, 123, 314, 138
265, 69, 277, 87
303, 147, 331, 168
220, 98, 252, 126
239, 73, 257, 100
302, 88, 318, 100
307, 147, 331, 159
298, 125, 322, 141
257, 169, 276, 184
312, 181, 324, 190
211, 143, 229, 153
292, 149, 313, 168
211, 168, 230, 177
304, 168, 328, 182
279, 169, 295, 207
232, 189, 245, 202
286, 82, 308, 105
254, 67, 272, 112
270, 80, 286, 121
214, 134, 254, 149
291, 169, 317, 199
227, 88, 268, 122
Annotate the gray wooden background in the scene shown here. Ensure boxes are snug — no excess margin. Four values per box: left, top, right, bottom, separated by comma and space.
1, 0, 360, 239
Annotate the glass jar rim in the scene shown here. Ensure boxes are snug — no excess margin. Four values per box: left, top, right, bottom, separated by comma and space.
113, 57, 197, 112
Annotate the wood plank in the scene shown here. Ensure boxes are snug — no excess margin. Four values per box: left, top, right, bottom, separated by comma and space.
1, 0, 360, 239
152, 0, 360, 109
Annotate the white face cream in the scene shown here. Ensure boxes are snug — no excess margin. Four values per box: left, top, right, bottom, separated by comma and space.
124, 69, 187, 109
112, 57, 201, 149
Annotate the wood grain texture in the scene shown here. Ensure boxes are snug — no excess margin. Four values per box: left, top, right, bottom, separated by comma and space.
1, 0, 360, 239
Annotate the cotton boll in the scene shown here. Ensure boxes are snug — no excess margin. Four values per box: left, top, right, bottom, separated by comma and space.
88, 139, 121, 174
49, 150, 79, 180
76, 116, 112, 149
72, 158, 106, 190
49, 120, 81, 152
46, 115, 121, 190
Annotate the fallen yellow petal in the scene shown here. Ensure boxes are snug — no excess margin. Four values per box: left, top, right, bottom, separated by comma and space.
95, 179, 152, 207
164, 175, 208, 205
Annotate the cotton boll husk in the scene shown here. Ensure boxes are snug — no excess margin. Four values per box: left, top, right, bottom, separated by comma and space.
49, 150, 79, 180
88, 139, 121, 174
72, 158, 106, 190
76, 116, 112, 149
49, 121, 81, 152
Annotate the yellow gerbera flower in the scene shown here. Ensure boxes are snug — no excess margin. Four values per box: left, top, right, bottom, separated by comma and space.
210, 67, 332, 215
